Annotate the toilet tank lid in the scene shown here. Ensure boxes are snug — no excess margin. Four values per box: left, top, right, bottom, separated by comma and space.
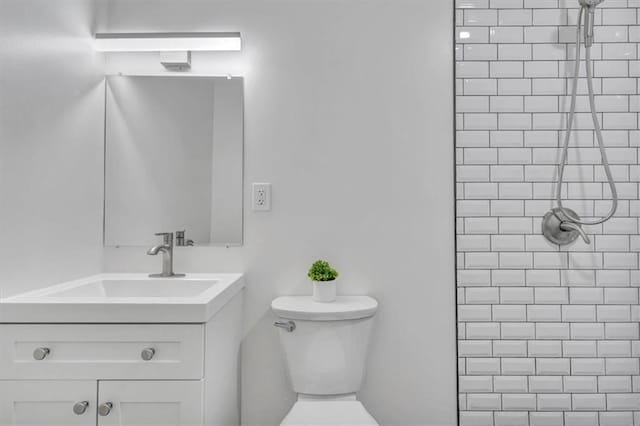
271, 296, 378, 321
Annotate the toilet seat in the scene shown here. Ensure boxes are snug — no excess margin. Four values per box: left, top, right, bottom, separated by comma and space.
281, 401, 378, 426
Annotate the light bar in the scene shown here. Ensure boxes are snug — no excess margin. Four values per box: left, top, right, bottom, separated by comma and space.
94, 32, 241, 52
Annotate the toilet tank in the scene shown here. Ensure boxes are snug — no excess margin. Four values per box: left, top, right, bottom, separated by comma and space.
271, 296, 378, 396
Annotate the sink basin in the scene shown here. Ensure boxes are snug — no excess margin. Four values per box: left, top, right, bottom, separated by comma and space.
45, 279, 217, 298
0, 273, 244, 323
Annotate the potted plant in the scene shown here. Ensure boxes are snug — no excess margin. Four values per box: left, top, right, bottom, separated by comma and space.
308, 260, 339, 302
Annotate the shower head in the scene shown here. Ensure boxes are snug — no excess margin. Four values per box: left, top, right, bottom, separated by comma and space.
579, 0, 604, 7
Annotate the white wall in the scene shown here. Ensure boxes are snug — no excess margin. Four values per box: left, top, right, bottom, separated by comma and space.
100, 1, 457, 425
0, 0, 104, 297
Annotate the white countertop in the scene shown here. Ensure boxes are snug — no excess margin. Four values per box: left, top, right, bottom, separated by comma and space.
0, 273, 245, 323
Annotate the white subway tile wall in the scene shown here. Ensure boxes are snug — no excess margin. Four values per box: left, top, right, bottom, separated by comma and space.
456, 1, 640, 425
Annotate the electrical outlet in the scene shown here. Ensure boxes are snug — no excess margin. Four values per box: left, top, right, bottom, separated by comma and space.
252, 183, 272, 211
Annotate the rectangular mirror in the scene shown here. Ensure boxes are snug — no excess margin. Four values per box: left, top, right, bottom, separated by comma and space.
103, 76, 244, 247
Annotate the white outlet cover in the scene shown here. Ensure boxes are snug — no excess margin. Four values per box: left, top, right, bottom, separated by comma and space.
252, 183, 271, 211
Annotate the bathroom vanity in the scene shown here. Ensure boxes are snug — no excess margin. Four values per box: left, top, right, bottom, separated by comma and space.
0, 273, 244, 426
0, 58, 247, 426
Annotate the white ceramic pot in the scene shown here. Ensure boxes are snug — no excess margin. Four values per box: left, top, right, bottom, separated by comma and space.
312, 280, 337, 302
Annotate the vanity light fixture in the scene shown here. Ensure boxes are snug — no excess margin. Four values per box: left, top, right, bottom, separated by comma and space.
94, 32, 242, 52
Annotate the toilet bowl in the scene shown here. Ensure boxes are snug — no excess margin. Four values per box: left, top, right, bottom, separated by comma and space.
281, 400, 377, 426
271, 295, 379, 426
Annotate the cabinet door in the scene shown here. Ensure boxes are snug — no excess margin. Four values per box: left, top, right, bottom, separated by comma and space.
0, 380, 96, 425
98, 381, 203, 426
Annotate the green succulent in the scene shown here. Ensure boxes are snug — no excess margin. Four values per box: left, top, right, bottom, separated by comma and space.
307, 260, 339, 282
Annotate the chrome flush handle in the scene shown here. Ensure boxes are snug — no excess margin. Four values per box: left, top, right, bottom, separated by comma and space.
274, 321, 296, 332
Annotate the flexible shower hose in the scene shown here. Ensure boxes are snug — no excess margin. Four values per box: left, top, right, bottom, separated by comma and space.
556, 6, 618, 225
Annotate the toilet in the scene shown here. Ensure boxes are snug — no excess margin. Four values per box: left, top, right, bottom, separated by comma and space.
271, 295, 379, 426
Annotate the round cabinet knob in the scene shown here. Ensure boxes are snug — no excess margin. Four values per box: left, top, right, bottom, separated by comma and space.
73, 401, 89, 415
141, 347, 156, 361
32, 347, 50, 360
98, 402, 113, 417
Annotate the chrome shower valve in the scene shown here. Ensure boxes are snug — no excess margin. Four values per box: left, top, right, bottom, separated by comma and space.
542, 208, 591, 246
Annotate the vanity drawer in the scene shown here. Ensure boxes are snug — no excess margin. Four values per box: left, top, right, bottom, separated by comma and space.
0, 324, 204, 380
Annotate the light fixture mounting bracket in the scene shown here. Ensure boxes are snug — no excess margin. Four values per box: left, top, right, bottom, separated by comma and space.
159, 51, 191, 71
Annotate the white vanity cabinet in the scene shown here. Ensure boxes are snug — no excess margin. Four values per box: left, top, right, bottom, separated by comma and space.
0, 288, 244, 426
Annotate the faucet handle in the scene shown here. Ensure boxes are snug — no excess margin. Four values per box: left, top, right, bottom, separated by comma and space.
560, 221, 591, 245
154, 232, 173, 245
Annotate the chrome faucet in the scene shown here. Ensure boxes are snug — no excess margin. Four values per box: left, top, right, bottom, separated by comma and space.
147, 232, 185, 278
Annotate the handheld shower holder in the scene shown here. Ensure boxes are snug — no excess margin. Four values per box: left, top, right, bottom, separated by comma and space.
579, 0, 604, 47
